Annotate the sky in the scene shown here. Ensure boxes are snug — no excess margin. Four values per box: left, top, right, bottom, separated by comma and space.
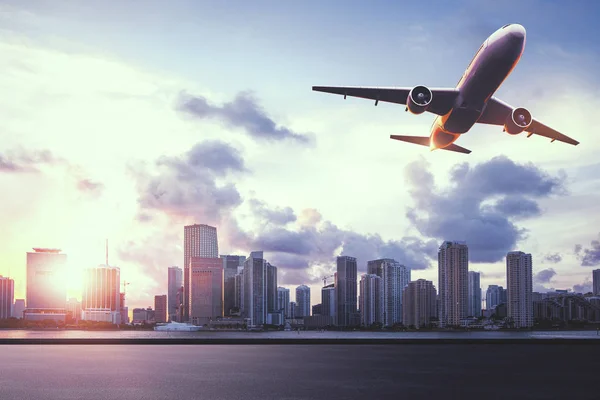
1, 0, 600, 310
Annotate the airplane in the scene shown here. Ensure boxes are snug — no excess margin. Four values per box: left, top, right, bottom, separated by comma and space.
312, 24, 579, 154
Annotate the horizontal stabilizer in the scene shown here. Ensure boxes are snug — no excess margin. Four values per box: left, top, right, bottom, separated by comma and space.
390, 135, 472, 154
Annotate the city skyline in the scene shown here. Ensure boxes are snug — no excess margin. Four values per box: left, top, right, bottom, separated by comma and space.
1, 1, 600, 312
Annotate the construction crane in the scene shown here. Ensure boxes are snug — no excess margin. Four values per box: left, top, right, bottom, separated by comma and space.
122, 281, 130, 297
322, 274, 334, 286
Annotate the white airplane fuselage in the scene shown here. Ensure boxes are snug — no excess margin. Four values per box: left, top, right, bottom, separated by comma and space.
429, 24, 526, 150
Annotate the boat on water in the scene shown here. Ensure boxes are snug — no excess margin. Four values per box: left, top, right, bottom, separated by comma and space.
154, 321, 202, 332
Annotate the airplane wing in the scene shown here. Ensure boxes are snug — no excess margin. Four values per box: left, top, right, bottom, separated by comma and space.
477, 97, 580, 146
312, 86, 460, 116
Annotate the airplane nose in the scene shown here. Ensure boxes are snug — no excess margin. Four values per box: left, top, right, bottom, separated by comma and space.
508, 24, 526, 41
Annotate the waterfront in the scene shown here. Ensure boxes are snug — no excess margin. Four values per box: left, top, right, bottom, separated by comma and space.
1, 329, 599, 339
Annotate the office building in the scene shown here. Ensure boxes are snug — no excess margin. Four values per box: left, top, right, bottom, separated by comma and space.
168, 266, 183, 321
593, 269, 600, 296
336, 256, 358, 327
359, 274, 384, 326
403, 279, 437, 329
506, 251, 533, 328
277, 287, 290, 318
0, 276, 14, 319
367, 259, 411, 325
13, 299, 25, 319
184, 224, 218, 321
81, 265, 121, 324
321, 284, 336, 321
438, 241, 469, 328
243, 251, 267, 326
25, 248, 67, 321
468, 271, 482, 317
266, 263, 278, 313
221, 255, 246, 316
295, 285, 311, 317
312, 304, 322, 315
66, 298, 81, 322
288, 301, 296, 319
486, 285, 507, 310
234, 268, 244, 315
155, 295, 167, 323
189, 257, 223, 325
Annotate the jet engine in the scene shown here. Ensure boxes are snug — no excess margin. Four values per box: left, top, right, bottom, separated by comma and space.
503, 107, 532, 135
406, 85, 433, 114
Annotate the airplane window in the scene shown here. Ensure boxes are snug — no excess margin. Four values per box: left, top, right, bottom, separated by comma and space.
502, 24, 511, 29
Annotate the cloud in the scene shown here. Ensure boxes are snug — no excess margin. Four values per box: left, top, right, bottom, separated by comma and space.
0, 148, 62, 172
131, 140, 247, 224
535, 268, 557, 284
76, 178, 104, 197
249, 198, 296, 226
573, 278, 593, 294
404, 156, 567, 263
575, 233, 600, 267
542, 253, 562, 264
176, 91, 312, 144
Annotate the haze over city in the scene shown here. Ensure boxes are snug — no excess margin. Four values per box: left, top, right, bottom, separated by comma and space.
1, 0, 600, 313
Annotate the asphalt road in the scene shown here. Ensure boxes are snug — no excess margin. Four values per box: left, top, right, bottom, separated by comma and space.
1, 344, 599, 399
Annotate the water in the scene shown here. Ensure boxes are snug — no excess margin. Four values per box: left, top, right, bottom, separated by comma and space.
1, 329, 598, 339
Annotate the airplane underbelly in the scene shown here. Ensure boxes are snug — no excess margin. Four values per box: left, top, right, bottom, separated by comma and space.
442, 108, 481, 134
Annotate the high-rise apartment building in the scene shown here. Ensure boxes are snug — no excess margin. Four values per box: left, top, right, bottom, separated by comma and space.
66, 297, 81, 322
506, 251, 533, 328
367, 259, 411, 326
321, 284, 336, 321
486, 285, 507, 310
593, 269, 600, 296
168, 266, 183, 321
81, 265, 121, 324
359, 274, 384, 326
183, 224, 218, 321
277, 287, 290, 318
438, 241, 469, 327
336, 256, 358, 327
295, 285, 311, 317
189, 257, 223, 325
243, 251, 267, 326
13, 299, 25, 319
403, 279, 437, 329
25, 248, 67, 321
154, 295, 167, 323
221, 255, 246, 316
0, 276, 14, 319
468, 271, 482, 317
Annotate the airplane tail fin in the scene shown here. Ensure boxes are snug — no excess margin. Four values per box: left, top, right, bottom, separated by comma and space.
390, 135, 471, 154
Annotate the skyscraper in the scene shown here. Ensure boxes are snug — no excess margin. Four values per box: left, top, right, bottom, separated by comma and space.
506, 251, 533, 328
221, 255, 246, 316
266, 263, 278, 313
168, 266, 183, 321
468, 271, 482, 317
336, 256, 358, 327
486, 285, 506, 310
184, 224, 218, 321
403, 279, 437, 329
189, 257, 223, 325
438, 241, 469, 328
0, 276, 14, 319
25, 248, 67, 321
243, 251, 267, 326
321, 284, 336, 321
81, 265, 121, 324
367, 259, 411, 326
359, 274, 384, 326
295, 285, 311, 317
593, 269, 600, 296
277, 287, 290, 318
154, 295, 167, 323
